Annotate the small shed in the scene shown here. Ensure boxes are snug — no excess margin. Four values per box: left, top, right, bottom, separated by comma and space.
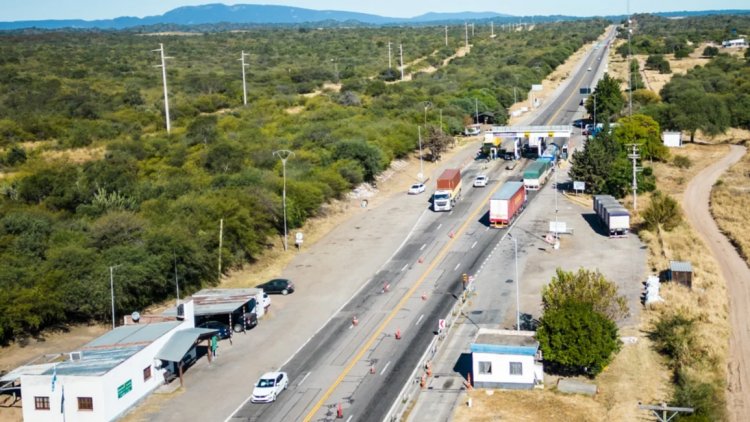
662, 132, 682, 148
668, 261, 693, 288
470, 329, 543, 389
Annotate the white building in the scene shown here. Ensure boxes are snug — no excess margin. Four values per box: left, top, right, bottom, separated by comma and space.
722, 38, 747, 48
662, 131, 683, 148
470, 328, 543, 389
18, 300, 216, 422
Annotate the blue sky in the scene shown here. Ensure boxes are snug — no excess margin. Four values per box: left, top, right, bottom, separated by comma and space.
4, 0, 749, 21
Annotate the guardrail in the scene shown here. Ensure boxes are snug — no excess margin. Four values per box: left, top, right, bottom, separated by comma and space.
383, 285, 474, 422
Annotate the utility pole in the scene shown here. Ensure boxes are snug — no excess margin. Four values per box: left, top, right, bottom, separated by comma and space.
399, 43, 404, 80
109, 265, 121, 329
173, 251, 180, 306
464, 22, 469, 50
273, 150, 295, 251
507, 234, 520, 331
387, 42, 392, 69
218, 218, 223, 280
444, 26, 448, 47
628, 144, 641, 212
239, 50, 249, 106
627, 0, 633, 116
439, 109, 443, 134
491, 21, 495, 38
152, 44, 172, 134
638, 403, 694, 421
471, 23, 475, 37
474, 98, 479, 124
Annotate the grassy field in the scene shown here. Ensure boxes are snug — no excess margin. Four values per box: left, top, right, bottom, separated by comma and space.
711, 145, 750, 267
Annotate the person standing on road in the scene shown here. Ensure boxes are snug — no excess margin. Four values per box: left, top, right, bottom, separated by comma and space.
211, 335, 218, 358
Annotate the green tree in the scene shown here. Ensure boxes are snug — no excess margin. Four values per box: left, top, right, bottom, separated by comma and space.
613, 114, 670, 161
542, 268, 630, 321
702, 46, 719, 57
537, 301, 621, 377
642, 191, 682, 232
586, 74, 625, 122
422, 126, 453, 161
332, 140, 385, 181
569, 128, 626, 195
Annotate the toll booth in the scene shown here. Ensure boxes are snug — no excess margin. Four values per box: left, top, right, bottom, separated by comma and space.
487, 125, 573, 159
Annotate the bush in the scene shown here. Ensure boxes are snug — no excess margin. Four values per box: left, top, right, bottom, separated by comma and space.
650, 310, 698, 367
642, 190, 682, 231
672, 372, 726, 421
537, 301, 621, 377
542, 268, 629, 321
702, 46, 719, 58
672, 155, 692, 169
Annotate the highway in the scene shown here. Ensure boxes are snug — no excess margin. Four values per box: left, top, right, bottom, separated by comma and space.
228, 28, 617, 422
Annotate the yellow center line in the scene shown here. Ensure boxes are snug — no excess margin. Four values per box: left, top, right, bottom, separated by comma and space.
544, 58, 591, 125
303, 179, 505, 421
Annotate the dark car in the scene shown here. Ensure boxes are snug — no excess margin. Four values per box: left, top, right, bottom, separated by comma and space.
258, 278, 295, 295
198, 320, 231, 339
232, 312, 258, 333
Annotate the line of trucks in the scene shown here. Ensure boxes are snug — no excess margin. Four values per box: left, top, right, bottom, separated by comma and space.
593, 195, 630, 237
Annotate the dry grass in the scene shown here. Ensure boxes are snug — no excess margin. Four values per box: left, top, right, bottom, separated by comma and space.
40, 145, 106, 164
712, 146, 750, 267
453, 389, 605, 422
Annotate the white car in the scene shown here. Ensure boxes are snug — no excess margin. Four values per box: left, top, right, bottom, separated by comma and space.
464, 125, 481, 136
251, 372, 289, 403
408, 183, 426, 195
587, 67, 592, 71
473, 175, 488, 187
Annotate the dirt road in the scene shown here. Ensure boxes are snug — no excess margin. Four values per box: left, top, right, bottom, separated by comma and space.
682, 144, 748, 421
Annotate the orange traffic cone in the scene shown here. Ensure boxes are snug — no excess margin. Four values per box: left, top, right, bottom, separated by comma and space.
383, 282, 390, 293
395, 329, 402, 340
370, 365, 376, 374
421, 292, 427, 301
426, 362, 433, 377
420, 374, 426, 389
352, 316, 359, 326
418, 257, 424, 263
465, 373, 473, 390
337, 402, 343, 418
449, 231, 455, 238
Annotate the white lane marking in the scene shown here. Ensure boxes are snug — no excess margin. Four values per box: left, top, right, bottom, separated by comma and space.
380, 361, 391, 375
401, 264, 409, 272
420, 243, 426, 251
471, 241, 477, 249
437, 223, 442, 230
454, 263, 461, 271
485, 227, 490, 232
346, 416, 353, 422
298, 372, 311, 387
416, 314, 424, 326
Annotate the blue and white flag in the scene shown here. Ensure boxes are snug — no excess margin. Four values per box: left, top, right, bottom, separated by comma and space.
51, 365, 57, 392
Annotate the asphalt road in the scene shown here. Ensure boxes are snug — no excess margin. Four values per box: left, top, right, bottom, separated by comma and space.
226, 29, 619, 422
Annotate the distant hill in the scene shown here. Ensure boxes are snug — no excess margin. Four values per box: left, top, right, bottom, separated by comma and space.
0, 3, 747, 31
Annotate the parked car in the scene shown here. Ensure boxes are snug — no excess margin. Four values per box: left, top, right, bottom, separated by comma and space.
408, 183, 426, 195
251, 372, 289, 403
257, 278, 295, 295
473, 175, 488, 187
198, 320, 231, 339
232, 312, 258, 333
464, 124, 481, 136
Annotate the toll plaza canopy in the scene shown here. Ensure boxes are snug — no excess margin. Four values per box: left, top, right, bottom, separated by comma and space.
488, 125, 572, 139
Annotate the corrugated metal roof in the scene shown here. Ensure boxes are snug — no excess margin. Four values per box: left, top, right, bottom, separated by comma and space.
670, 260, 693, 272
41, 346, 144, 376
492, 181, 524, 200
84, 321, 181, 348
1, 363, 57, 382
470, 343, 538, 356
156, 328, 216, 362
163, 288, 260, 317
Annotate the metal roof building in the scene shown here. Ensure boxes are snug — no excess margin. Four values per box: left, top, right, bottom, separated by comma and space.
470, 329, 544, 389
18, 301, 209, 422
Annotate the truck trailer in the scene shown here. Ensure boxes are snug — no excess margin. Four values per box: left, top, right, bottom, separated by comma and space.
433, 169, 462, 211
523, 160, 551, 190
489, 181, 526, 227
593, 195, 630, 237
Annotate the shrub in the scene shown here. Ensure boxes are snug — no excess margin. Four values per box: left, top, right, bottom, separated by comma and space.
537, 301, 621, 377
642, 190, 682, 231
672, 371, 726, 421
542, 268, 630, 321
702, 46, 719, 57
650, 310, 697, 367
672, 155, 692, 169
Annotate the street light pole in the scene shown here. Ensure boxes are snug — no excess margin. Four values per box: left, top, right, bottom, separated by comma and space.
273, 150, 295, 251
507, 234, 520, 331
418, 126, 424, 180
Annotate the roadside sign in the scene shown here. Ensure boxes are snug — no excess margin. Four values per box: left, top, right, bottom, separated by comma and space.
573, 181, 585, 191
549, 221, 567, 234
438, 319, 446, 331
295, 232, 304, 244
531, 84, 543, 92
